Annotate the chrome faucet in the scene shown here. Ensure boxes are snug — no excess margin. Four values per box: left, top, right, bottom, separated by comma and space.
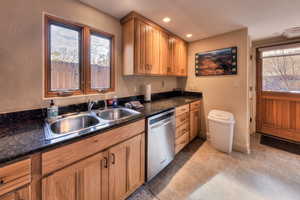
96, 89, 108, 110
88, 100, 95, 112
103, 99, 107, 110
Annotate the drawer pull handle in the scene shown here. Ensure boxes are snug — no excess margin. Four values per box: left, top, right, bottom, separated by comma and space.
103, 157, 108, 168
111, 153, 116, 165
179, 140, 186, 145
0, 179, 4, 185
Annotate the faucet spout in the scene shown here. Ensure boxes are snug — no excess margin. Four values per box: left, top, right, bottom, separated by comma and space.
88, 100, 95, 112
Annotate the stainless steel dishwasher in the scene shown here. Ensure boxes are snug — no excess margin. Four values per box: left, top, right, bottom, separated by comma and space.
147, 109, 175, 181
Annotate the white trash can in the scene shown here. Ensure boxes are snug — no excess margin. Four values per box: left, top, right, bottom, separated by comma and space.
208, 110, 235, 153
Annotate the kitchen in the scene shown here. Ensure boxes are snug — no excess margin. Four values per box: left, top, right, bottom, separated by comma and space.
0, 0, 299, 200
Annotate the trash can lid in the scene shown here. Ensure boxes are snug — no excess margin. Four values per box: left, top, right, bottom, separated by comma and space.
208, 110, 234, 121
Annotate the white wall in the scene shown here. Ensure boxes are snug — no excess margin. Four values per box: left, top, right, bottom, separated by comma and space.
0, 0, 178, 114
180, 29, 251, 153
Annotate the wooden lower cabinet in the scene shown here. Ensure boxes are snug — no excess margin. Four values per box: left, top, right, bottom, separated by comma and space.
42, 133, 145, 200
109, 133, 145, 200
190, 108, 200, 142
175, 100, 202, 154
190, 101, 201, 142
0, 186, 30, 200
42, 151, 108, 200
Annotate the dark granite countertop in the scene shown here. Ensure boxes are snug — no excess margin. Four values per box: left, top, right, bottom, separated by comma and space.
139, 96, 201, 117
0, 92, 202, 166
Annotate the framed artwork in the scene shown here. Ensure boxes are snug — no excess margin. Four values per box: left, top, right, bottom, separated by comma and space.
195, 47, 237, 76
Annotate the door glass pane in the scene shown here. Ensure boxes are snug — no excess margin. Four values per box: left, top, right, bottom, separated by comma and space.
90, 34, 111, 89
262, 46, 300, 93
50, 24, 80, 91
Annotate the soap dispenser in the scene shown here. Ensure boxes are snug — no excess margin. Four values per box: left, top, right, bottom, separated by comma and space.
47, 100, 58, 119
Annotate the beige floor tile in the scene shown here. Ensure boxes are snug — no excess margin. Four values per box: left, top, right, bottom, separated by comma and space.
127, 136, 300, 200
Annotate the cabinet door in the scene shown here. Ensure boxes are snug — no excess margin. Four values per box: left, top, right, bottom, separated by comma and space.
108, 133, 145, 200
173, 38, 181, 75
42, 152, 108, 200
190, 109, 200, 141
126, 134, 145, 191
180, 42, 188, 76
160, 31, 169, 75
135, 20, 147, 74
0, 186, 30, 200
168, 37, 176, 75
146, 26, 160, 75
108, 142, 127, 200
171, 38, 188, 76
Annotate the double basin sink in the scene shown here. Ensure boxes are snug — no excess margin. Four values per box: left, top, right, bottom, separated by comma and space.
45, 107, 141, 140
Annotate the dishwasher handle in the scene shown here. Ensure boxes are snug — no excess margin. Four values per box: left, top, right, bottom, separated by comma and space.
150, 119, 173, 129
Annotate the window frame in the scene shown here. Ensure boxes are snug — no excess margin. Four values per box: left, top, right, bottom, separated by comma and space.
44, 15, 115, 98
85, 29, 115, 94
256, 43, 300, 99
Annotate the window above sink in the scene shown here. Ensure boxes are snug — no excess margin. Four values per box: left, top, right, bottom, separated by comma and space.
44, 15, 115, 98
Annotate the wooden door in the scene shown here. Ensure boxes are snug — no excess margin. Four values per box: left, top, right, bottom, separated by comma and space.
145, 26, 160, 75
0, 186, 30, 200
134, 20, 147, 74
108, 133, 145, 200
190, 109, 200, 141
159, 31, 169, 75
42, 152, 108, 200
256, 46, 300, 142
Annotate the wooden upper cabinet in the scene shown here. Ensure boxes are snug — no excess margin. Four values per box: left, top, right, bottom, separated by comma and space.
121, 12, 187, 77
134, 20, 147, 74
145, 26, 160, 75
172, 38, 188, 76
160, 31, 169, 75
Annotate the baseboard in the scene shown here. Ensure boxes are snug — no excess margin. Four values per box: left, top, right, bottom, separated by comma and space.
233, 143, 250, 154
260, 134, 300, 155
206, 132, 250, 154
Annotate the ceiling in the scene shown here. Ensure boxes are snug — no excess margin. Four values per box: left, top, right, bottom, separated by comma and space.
80, 0, 300, 42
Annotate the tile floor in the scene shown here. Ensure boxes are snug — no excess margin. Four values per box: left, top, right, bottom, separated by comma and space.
127, 134, 300, 200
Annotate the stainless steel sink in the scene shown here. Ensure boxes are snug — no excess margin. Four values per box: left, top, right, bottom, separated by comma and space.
96, 108, 141, 122
45, 107, 141, 141
45, 112, 107, 140
49, 113, 100, 135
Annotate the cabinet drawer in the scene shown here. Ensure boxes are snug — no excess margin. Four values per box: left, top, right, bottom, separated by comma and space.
175, 122, 189, 138
42, 119, 145, 175
0, 159, 31, 196
175, 132, 189, 154
176, 112, 189, 127
176, 104, 189, 116
190, 100, 201, 111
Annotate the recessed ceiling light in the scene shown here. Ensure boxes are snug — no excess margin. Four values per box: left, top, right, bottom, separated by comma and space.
163, 17, 171, 23
186, 34, 193, 38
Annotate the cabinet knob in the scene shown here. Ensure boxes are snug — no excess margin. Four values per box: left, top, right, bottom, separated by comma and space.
0, 179, 4, 185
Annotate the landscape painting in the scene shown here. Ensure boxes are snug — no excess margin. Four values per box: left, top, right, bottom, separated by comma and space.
195, 47, 237, 76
